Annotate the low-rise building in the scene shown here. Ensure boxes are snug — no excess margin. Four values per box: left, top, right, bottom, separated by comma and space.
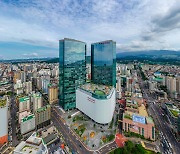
39, 126, 59, 146
123, 104, 155, 140
13, 132, 48, 154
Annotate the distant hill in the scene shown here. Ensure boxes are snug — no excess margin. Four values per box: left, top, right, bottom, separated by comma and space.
1, 50, 179, 64
0, 57, 54, 63
117, 50, 180, 59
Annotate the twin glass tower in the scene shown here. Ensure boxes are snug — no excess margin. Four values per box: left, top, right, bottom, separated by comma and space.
59, 38, 116, 110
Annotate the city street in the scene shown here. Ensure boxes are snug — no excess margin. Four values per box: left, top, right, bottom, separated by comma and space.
10, 82, 20, 147
138, 72, 180, 154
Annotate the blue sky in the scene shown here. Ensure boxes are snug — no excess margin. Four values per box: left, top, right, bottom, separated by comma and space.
0, 0, 180, 59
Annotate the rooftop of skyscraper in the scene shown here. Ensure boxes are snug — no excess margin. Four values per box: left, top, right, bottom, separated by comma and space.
79, 83, 113, 97
91, 40, 115, 45
19, 96, 29, 102
59, 38, 86, 43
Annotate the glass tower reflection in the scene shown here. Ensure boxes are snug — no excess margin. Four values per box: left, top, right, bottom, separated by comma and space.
91, 40, 116, 87
59, 38, 86, 110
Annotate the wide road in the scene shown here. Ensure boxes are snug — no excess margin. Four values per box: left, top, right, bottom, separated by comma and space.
138, 71, 180, 154
10, 83, 20, 147
52, 107, 91, 154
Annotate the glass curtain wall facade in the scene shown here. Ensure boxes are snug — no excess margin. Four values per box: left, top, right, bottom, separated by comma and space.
91, 40, 116, 87
59, 38, 86, 110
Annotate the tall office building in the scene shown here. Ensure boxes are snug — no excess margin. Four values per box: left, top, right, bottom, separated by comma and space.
91, 40, 116, 87
41, 76, 50, 94
59, 38, 86, 110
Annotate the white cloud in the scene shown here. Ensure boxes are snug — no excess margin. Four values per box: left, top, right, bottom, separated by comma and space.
0, 0, 180, 54
23, 52, 39, 57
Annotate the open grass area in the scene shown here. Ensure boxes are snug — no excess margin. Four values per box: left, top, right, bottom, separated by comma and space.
74, 124, 86, 137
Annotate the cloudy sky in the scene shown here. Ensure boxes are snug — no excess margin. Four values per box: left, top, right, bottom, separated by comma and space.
0, 0, 180, 59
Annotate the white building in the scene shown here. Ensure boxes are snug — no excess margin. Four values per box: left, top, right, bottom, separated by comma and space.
18, 110, 31, 124
16, 88, 24, 95
76, 83, 116, 124
126, 77, 133, 92
20, 71, 26, 83
25, 81, 32, 95
19, 96, 30, 112
0, 98, 8, 145
149, 81, 157, 91
14, 80, 23, 89
116, 77, 122, 99
20, 114, 35, 135
31, 92, 42, 113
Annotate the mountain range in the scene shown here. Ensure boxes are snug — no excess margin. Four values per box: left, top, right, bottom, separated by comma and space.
116, 50, 180, 59
1, 50, 180, 63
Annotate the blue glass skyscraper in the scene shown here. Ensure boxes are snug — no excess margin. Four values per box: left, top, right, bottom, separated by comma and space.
59, 38, 86, 110
91, 40, 116, 87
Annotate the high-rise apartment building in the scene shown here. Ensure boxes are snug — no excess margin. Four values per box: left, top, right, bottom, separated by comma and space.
20, 114, 35, 135
176, 76, 180, 94
25, 81, 32, 95
20, 71, 26, 83
31, 93, 42, 113
14, 71, 21, 83
36, 77, 42, 90
19, 96, 30, 112
59, 38, 86, 110
35, 105, 51, 129
91, 40, 116, 87
126, 77, 133, 92
166, 76, 176, 93
48, 84, 58, 104
116, 76, 122, 99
